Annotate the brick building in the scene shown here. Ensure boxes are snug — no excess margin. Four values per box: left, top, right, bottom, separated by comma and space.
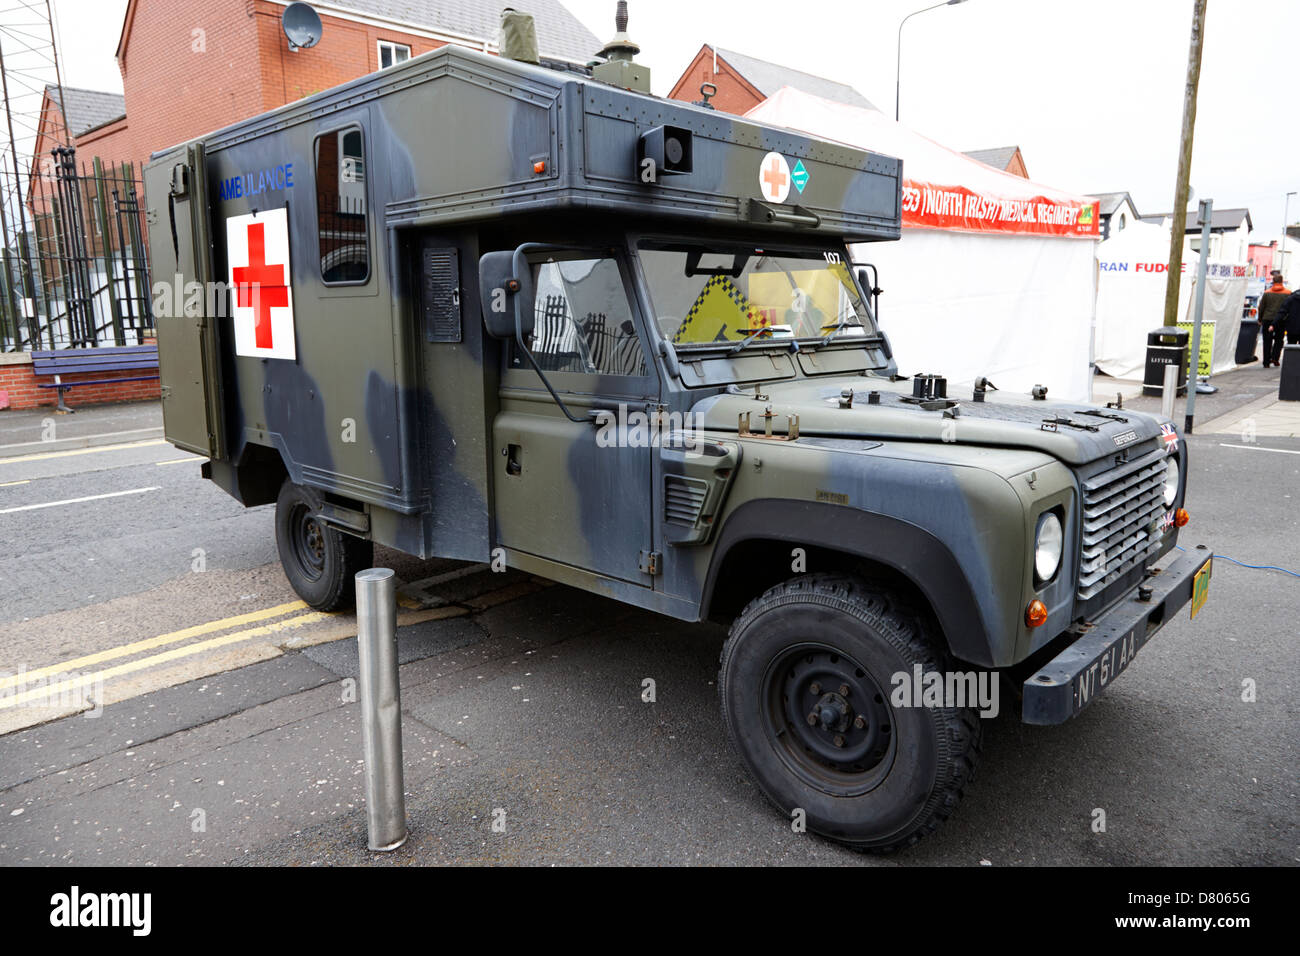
668, 44, 875, 115
40, 0, 600, 174
2, 0, 600, 410
31, 86, 126, 180
1248, 241, 1277, 279
962, 146, 1029, 179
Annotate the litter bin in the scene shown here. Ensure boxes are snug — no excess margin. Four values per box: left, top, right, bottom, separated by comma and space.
1281, 344, 1300, 401
1143, 327, 1188, 397
1235, 318, 1260, 365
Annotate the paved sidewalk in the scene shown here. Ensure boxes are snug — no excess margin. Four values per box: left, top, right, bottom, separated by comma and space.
1197, 392, 1300, 437
1095, 363, 1296, 433
0, 400, 163, 457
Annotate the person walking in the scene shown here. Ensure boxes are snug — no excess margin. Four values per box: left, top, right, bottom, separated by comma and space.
1278, 285, 1300, 354
1257, 271, 1290, 366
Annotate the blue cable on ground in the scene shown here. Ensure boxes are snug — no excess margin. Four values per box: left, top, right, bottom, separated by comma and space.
1175, 546, 1300, 579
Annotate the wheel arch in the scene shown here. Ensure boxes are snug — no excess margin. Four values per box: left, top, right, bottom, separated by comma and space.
201, 442, 287, 507
701, 499, 998, 667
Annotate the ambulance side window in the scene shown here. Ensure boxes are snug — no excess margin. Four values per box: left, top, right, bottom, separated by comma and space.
313, 127, 370, 285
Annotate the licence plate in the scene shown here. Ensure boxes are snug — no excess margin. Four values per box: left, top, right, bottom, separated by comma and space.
1190, 559, 1212, 619
1073, 625, 1147, 713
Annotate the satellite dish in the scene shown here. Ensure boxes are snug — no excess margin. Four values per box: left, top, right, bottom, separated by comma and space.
282, 2, 322, 51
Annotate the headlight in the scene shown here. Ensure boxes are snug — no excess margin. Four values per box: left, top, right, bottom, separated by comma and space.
1034, 512, 1064, 584
1163, 456, 1180, 508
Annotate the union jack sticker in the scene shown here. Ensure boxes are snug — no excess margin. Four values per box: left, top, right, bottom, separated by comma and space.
1160, 422, 1179, 452
1161, 510, 1175, 530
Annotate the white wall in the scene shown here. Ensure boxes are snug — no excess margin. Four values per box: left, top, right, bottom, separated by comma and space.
1106, 197, 1140, 239
1182, 216, 1250, 269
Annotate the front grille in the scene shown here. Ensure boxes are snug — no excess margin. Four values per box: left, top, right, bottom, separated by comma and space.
1077, 447, 1169, 600
664, 475, 709, 526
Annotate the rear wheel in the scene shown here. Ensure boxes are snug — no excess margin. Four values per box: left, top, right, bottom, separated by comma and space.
719, 573, 981, 851
274, 480, 373, 611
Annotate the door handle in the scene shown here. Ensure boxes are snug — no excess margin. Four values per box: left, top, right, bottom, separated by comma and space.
506, 443, 522, 476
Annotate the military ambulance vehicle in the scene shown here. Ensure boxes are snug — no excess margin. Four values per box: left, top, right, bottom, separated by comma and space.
146, 7, 1210, 850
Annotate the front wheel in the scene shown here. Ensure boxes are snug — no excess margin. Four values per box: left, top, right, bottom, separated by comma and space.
274, 480, 373, 611
719, 573, 981, 851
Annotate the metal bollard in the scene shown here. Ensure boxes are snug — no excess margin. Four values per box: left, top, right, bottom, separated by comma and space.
355, 568, 407, 851
1160, 362, 1178, 421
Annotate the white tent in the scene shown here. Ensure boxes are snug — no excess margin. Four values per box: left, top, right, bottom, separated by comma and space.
1095, 219, 1247, 379
747, 88, 1101, 401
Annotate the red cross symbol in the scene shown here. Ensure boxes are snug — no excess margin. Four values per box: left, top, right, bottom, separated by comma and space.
233, 221, 288, 349
762, 156, 788, 199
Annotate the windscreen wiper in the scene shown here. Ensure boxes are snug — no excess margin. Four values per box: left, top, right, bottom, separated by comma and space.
727, 326, 776, 354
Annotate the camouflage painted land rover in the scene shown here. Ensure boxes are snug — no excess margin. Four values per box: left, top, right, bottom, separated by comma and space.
145, 31, 1210, 850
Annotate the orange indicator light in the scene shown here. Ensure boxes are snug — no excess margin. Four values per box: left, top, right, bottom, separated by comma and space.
1025, 600, 1048, 628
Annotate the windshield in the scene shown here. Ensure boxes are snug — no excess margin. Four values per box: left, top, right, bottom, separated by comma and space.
637, 243, 876, 349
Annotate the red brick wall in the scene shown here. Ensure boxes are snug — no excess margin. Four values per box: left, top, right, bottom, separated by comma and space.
118, 0, 264, 166
1004, 149, 1028, 179
668, 46, 766, 116
76, 117, 134, 171
103, 0, 461, 173
0, 355, 160, 410
254, 1, 451, 110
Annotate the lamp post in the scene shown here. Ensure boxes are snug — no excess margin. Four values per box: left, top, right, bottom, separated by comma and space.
1281, 190, 1295, 282
896, 0, 969, 122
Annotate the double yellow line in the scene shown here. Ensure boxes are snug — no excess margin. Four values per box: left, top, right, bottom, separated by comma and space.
0, 438, 166, 465
0, 600, 328, 710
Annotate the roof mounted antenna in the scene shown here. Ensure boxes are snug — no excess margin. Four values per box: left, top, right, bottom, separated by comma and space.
593, 2, 651, 94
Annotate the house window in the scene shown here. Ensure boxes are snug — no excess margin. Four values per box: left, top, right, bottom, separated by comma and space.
1117, 212, 1126, 232
314, 127, 370, 284
378, 41, 410, 70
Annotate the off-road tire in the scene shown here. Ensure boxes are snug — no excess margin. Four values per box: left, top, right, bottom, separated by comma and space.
275, 480, 373, 611
718, 572, 982, 851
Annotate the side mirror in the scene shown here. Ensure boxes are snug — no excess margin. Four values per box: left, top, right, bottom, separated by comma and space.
478, 249, 535, 340
477, 243, 589, 426
856, 266, 882, 318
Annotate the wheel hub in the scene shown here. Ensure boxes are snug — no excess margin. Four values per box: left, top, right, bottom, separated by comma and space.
811, 691, 851, 734
290, 504, 327, 581
766, 646, 895, 790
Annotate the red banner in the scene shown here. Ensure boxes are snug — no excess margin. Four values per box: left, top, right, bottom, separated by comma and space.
902, 180, 1100, 238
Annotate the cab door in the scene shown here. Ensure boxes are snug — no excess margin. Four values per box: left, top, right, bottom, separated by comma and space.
492, 252, 660, 584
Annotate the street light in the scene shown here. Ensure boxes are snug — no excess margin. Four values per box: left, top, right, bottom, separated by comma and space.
1281, 190, 1296, 281
896, 0, 969, 122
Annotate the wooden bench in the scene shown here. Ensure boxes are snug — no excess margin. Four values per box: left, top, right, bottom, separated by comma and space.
30, 345, 160, 413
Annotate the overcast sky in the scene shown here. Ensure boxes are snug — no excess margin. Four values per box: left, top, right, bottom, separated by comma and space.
47, 0, 1300, 242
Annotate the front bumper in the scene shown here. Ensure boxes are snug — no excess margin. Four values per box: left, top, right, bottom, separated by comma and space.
1021, 545, 1213, 725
